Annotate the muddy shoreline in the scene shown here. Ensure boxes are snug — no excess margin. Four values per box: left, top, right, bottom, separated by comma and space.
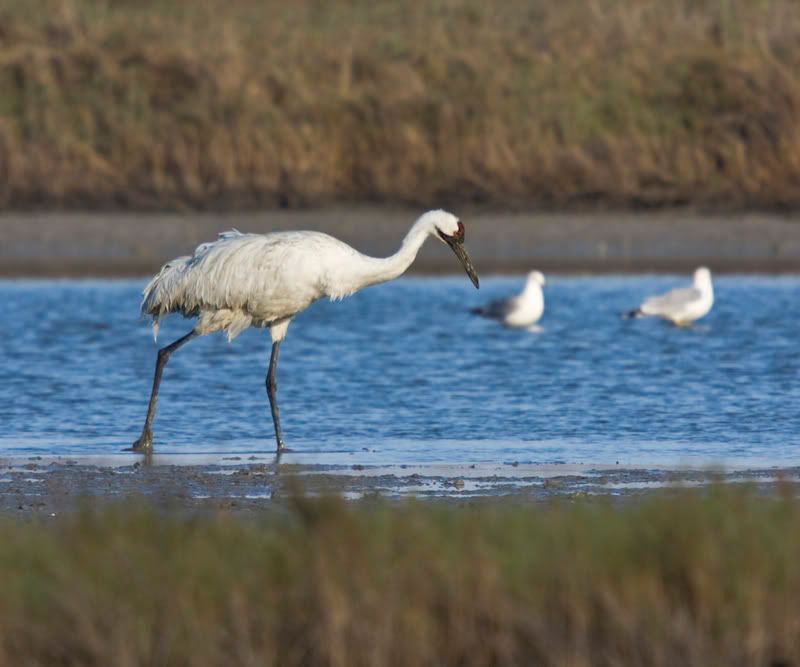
2, 208, 800, 277
2, 458, 798, 516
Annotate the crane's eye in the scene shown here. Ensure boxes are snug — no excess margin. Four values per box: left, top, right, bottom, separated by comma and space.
438, 221, 465, 243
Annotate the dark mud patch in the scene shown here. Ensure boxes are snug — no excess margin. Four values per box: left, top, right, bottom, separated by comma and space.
1, 459, 798, 517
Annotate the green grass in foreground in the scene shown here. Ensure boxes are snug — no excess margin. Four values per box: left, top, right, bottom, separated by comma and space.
0, 488, 799, 665
1, 0, 800, 210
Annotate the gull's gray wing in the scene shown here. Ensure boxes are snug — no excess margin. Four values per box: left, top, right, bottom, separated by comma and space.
641, 286, 701, 316
471, 295, 517, 319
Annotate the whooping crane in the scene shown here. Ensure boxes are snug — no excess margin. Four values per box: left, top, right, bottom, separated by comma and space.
623, 267, 714, 326
471, 271, 545, 330
131, 210, 480, 452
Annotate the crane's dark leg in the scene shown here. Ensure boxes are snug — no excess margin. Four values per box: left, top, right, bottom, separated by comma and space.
266, 341, 285, 451
131, 330, 198, 452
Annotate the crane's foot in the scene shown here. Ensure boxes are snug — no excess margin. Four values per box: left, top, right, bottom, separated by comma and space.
129, 428, 153, 452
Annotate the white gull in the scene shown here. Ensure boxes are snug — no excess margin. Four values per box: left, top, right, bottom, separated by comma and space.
624, 267, 714, 326
471, 271, 545, 330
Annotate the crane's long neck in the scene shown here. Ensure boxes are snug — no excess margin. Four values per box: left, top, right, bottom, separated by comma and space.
350, 218, 432, 289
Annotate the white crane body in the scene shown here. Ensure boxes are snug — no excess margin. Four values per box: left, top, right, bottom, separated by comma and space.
132, 210, 480, 453
142, 231, 359, 341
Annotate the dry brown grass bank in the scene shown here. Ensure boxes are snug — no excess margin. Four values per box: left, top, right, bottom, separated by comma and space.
1, 489, 800, 665
1, 0, 800, 210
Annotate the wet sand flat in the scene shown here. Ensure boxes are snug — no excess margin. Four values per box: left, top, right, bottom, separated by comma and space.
2, 208, 800, 276
2, 458, 798, 516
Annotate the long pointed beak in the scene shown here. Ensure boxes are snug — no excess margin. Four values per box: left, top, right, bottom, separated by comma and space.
445, 237, 480, 288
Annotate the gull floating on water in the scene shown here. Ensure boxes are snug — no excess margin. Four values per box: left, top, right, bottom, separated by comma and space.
623, 267, 714, 326
471, 271, 545, 330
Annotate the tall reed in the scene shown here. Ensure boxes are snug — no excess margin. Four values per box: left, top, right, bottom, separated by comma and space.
0, 488, 799, 665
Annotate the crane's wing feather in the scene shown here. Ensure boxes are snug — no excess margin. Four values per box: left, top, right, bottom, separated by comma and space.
141, 230, 350, 339
191, 229, 243, 256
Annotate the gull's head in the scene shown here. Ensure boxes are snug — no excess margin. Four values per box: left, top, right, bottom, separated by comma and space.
693, 266, 712, 289
526, 270, 546, 288
423, 209, 480, 289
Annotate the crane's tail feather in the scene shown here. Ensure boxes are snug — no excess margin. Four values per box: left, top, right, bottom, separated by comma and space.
141, 255, 193, 339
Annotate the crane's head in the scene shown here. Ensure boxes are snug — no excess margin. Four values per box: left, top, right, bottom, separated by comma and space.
426, 210, 480, 288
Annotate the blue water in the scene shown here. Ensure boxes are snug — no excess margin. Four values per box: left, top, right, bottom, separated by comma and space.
0, 276, 798, 468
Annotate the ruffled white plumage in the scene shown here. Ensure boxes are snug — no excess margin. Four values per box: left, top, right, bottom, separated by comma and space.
142, 229, 366, 341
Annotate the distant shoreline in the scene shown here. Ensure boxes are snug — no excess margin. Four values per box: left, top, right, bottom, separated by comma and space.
2, 208, 800, 277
